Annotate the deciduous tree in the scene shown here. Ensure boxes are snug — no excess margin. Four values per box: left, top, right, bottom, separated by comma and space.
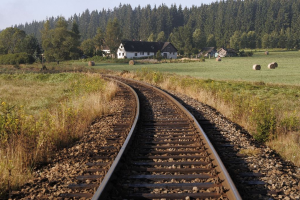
0, 27, 26, 54
41, 17, 81, 61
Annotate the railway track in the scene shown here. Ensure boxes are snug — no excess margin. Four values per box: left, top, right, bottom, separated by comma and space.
11, 75, 300, 199
91, 76, 241, 200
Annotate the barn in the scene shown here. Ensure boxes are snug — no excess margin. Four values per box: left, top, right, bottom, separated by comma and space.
117, 41, 178, 59
217, 48, 238, 57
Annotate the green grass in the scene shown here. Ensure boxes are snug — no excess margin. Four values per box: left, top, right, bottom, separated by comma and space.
79, 51, 300, 85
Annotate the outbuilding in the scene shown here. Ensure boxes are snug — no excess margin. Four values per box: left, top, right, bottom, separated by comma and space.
217, 48, 238, 57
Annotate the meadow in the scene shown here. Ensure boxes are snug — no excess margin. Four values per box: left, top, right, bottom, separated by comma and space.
84, 51, 300, 85
0, 73, 117, 197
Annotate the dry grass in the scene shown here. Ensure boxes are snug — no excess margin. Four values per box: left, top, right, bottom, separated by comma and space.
267, 133, 300, 166
0, 73, 117, 196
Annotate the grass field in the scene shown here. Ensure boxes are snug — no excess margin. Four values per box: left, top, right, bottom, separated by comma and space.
82, 51, 300, 85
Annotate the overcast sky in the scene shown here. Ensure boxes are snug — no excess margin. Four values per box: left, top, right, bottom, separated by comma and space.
0, 0, 216, 30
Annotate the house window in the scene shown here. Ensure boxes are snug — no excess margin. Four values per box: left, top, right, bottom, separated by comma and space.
147, 52, 150, 55
140, 52, 144, 55
135, 53, 137, 56
119, 53, 121, 56
122, 53, 124, 56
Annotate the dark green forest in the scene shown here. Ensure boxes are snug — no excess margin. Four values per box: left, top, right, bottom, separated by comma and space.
1, 0, 300, 62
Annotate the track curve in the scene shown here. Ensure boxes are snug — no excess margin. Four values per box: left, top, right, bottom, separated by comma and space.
92, 76, 241, 200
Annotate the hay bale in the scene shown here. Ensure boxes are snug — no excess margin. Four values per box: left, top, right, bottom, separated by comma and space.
216, 57, 221, 61
271, 62, 278, 68
129, 60, 135, 65
268, 62, 276, 69
88, 61, 95, 66
253, 64, 261, 70
265, 51, 269, 55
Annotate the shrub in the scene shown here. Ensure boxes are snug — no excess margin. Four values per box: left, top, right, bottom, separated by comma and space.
156, 50, 163, 61
239, 50, 253, 57
279, 112, 299, 134
0, 53, 35, 64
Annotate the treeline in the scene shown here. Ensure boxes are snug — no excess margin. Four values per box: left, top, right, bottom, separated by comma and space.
1, 0, 300, 61
17, 0, 300, 48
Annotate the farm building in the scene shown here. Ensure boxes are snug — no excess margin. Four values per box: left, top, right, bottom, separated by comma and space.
117, 41, 178, 59
199, 47, 217, 58
101, 45, 111, 56
217, 48, 238, 57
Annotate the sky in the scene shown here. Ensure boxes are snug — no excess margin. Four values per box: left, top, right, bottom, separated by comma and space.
0, 0, 216, 30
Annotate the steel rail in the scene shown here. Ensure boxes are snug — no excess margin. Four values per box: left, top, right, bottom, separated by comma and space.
92, 78, 140, 200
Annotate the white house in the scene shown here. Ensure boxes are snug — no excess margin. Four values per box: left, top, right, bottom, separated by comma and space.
117, 41, 178, 59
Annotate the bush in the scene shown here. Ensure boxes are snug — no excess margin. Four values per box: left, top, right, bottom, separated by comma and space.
239, 50, 253, 57
0, 53, 35, 64
156, 50, 163, 61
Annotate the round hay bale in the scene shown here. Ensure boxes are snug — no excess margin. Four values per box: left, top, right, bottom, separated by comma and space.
268, 63, 276, 69
129, 60, 135, 65
216, 57, 221, 61
271, 62, 278, 68
265, 51, 269, 55
88, 61, 95, 66
253, 64, 261, 70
